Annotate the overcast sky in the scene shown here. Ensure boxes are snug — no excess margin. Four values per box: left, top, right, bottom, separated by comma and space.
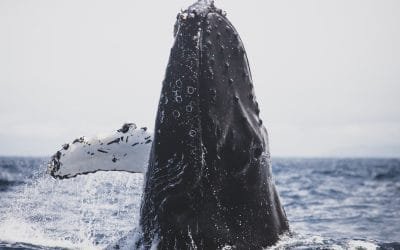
0, 0, 399, 157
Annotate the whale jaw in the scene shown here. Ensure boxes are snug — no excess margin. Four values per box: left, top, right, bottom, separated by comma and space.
137, 3, 289, 249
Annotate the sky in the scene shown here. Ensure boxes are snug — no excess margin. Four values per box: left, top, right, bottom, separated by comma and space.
0, 0, 399, 157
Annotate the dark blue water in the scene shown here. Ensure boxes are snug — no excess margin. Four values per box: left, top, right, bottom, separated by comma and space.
0, 157, 399, 249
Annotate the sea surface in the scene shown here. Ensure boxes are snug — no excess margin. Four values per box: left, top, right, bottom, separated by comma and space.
0, 157, 399, 250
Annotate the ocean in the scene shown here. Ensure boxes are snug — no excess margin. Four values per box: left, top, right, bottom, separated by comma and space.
0, 157, 399, 249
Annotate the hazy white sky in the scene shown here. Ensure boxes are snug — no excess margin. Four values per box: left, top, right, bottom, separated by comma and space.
0, 0, 399, 157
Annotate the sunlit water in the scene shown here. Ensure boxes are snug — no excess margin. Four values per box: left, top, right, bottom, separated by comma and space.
0, 157, 399, 249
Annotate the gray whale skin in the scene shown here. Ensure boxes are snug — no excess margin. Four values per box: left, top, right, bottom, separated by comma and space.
136, 1, 289, 249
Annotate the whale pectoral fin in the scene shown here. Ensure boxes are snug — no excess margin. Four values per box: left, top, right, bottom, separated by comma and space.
47, 123, 152, 179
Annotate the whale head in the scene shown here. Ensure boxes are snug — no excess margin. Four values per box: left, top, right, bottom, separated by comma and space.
137, 1, 289, 249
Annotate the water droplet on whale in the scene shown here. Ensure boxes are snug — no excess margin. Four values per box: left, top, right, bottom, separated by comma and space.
209, 88, 217, 102
224, 62, 230, 71
173, 110, 181, 118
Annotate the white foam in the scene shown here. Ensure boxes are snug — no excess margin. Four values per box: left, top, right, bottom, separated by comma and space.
348, 240, 378, 250
266, 233, 379, 250
0, 170, 144, 249
0, 217, 97, 249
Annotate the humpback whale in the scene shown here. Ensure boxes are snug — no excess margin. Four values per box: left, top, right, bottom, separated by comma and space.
136, 1, 289, 249
48, 0, 289, 248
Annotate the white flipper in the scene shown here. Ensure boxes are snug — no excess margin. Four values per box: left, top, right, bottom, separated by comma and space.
47, 123, 152, 179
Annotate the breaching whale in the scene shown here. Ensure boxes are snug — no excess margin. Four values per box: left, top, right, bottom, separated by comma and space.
136, 1, 289, 249
48, 0, 289, 248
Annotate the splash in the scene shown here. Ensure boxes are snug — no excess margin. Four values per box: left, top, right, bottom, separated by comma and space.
1, 158, 400, 249
267, 233, 379, 250
0, 164, 144, 249
0, 218, 96, 249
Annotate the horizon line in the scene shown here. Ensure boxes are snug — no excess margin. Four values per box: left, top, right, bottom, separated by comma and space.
0, 155, 399, 160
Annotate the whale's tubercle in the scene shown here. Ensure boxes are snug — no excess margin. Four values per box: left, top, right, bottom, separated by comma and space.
137, 2, 289, 249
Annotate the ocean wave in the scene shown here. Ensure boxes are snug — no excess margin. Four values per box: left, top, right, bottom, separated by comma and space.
0, 157, 46, 192
0, 157, 399, 249
0, 179, 24, 192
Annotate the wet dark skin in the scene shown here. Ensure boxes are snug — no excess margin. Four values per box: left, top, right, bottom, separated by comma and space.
137, 2, 289, 249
